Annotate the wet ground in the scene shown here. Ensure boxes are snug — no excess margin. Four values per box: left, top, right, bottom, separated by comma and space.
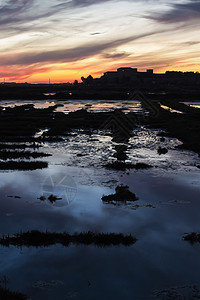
0, 100, 200, 299
0, 99, 143, 114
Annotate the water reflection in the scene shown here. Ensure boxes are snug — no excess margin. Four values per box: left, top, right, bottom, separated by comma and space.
160, 104, 184, 114
45, 126, 199, 172
183, 101, 200, 109
0, 99, 143, 114
1, 166, 200, 299
1, 100, 200, 299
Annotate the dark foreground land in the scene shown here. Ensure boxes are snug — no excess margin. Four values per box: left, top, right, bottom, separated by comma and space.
0, 286, 27, 300
1, 70, 200, 101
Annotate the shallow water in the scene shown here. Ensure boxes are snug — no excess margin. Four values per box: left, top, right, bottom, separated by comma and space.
183, 101, 200, 109
0, 99, 143, 114
1, 166, 200, 299
159, 104, 184, 114
0, 100, 200, 299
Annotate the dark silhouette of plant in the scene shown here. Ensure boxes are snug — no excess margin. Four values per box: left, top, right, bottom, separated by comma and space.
102, 185, 138, 203
0, 230, 137, 247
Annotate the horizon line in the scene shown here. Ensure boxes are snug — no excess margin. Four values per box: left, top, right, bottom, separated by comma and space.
1, 67, 200, 85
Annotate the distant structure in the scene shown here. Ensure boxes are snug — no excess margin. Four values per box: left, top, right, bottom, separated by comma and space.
101, 67, 154, 84
80, 67, 200, 94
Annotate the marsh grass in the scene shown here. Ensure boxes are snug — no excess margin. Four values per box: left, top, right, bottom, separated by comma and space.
0, 143, 41, 149
183, 232, 200, 244
0, 230, 137, 247
0, 150, 51, 160
102, 185, 138, 203
105, 161, 153, 171
0, 286, 27, 300
0, 161, 48, 170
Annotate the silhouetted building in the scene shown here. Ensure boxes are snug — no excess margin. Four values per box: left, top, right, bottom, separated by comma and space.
90, 67, 200, 94
147, 69, 153, 74
100, 67, 154, 86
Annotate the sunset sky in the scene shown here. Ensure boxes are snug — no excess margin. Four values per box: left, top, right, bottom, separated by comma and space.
0, 0, 200, 83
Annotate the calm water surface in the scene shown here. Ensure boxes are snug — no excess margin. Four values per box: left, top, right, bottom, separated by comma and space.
0, 99, 143, 114
0, 100, 200, 299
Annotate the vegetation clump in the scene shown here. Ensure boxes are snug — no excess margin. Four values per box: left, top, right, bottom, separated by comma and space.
0, 150, 51, 160
0, 143, 41, 149
38, 195, 62, 203
157, 147, 168, 155
0, 161, 48, 170
102, 185, 138, 203
0, 230, 137, 247
183, 232, 200, 244
0, 286, 27, 300
48, 194, 62, 202
105, 161, 153, 171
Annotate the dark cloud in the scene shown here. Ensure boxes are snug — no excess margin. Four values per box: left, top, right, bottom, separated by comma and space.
183, 41, 200, 46
0, 0, 69, 27
0, 0, 34, 25
54, 0, 111, 9
0, 31, 159, 65
54, 0, 158, 10
103, 52, 130, 59
0, 72, 19, 77
90, 32, 102, 35
0, 0, 163, 28
0, 0, 111, 28
0, 65, 53, 81
0, 0, 32, 13
72, 0, 108, 6
46, 0, 110, 14
151, 0, 200, 23
62, 0, 162, 8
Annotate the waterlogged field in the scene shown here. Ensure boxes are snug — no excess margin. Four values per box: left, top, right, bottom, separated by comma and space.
0, 100, 200, 299
0, 99, 143, 114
